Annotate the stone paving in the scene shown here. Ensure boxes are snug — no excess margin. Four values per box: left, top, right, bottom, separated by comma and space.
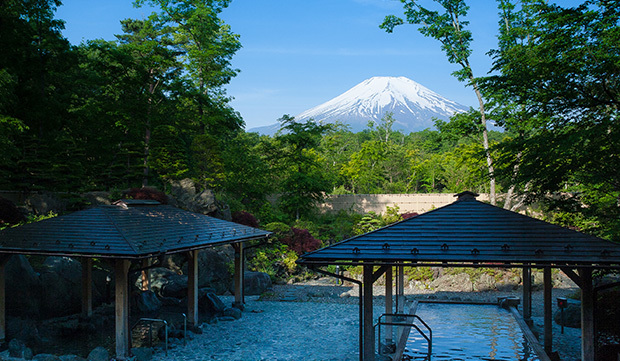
152, 296, 364, 361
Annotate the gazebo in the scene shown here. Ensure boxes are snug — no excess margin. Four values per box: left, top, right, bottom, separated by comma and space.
298, 191, 620, 361
0, 199, 270, 359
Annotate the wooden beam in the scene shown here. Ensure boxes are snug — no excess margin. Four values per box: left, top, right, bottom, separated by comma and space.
543, 267, 553, 355
233, 243, 245, 309
508, 306, 552, 361
0, 255, 11, 342
363, 265, 375, 361
372, 265, 388, 283
81, 257, 93, 317
560, 267, 584, 289
187, 250, 199, 326
580, 268, 595, 361
522, 266, 532, 324
114, 259, 131, 360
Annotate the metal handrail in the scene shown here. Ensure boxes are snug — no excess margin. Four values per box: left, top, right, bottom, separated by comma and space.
376, 313, 432, 360
131, 318, 168, 355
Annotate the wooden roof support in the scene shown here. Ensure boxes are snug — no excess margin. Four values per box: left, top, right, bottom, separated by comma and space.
385, 266, 393, 347
580, 268, 595, 361
363, 264, 375, 361
115, 259, 131, 360
187, 250, 199, 326
81, 258, 93, 317
0, 255, 11, 343
232, 243, 245, 310
543, 267, 553, 355
522, 266, 532, 325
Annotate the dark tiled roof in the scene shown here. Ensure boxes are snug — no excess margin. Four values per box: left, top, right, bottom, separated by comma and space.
0, 204, 270, 258
299, 197, 620, 267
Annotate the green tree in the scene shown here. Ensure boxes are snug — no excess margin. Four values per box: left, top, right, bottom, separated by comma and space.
273, 116, 333, 220
382, 0, 497, 204
481, 0, 620, 239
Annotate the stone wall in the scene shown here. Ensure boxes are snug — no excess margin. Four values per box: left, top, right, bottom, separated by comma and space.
319, 193, 491, 215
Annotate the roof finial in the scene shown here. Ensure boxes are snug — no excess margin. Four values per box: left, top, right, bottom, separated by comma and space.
454, 191, 479, 202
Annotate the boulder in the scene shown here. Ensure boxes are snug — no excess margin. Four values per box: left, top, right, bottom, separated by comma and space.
196, 248, 233, 294
132, 290, 162, 315
222, 307, 242, 320
6, 255, 41, 318
79, 192, 111, 207
242, 271, 272, 296
24, 192, 67, 215
6, 317, 41, 345
430, 273, 473, 292
39, 257, 82, 318
199, 292, 227, 315
8, 338, 33, 359
32, 354, 61, 361
554, 301, 581, 328
475, 273, 496, 292
149, 268, 188, 299
59, 355, 86, 361
86, 346, 109, 361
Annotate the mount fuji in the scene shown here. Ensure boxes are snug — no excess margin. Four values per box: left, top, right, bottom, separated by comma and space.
249, 76, 469, 135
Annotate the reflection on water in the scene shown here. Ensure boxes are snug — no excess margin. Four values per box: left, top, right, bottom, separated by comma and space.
404, 303, 540, 361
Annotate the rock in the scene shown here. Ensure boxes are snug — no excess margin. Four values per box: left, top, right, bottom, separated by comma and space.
430, 273, 473, 292
199, 292, 227, 315
8, 339, 29, 358
242, 271, 272, 296
475, 273, 496, 292
39, 257, 82, 318
86, 346, 109, 361
80, 192, 111, 206
149, 268, 188, 299
223, 307, 242, 320
131, 347, 153, 361
24, 192, 67, 215
169, 179, 217, 215
133, 290, 162, 315
6, 255, 41, 318
32, 354, 61, 361
196, 248, 234, 295
554, 302, 581, 328
6, 317, 41, 346
59, 355, 86, 361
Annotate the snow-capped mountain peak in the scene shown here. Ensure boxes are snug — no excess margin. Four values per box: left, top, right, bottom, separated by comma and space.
248, 76, 467, 135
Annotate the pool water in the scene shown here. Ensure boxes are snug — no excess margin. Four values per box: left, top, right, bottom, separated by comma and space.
403, 303, 540, 361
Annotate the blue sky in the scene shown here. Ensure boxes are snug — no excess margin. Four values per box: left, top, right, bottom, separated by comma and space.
57, 0, 503, 130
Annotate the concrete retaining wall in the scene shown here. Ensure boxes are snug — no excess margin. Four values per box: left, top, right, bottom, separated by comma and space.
320, 193, 490, 215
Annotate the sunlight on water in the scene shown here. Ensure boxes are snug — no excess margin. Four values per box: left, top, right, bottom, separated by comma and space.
403, 303, 540, 361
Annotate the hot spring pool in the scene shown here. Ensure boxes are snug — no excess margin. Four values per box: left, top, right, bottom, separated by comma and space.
403, 303, 540, 361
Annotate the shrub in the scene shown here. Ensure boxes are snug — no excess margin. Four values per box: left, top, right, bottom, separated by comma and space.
0, 197, 25, 226
123, 187, 168, 204
281, 228, 321, 255
232, 211, 259, 228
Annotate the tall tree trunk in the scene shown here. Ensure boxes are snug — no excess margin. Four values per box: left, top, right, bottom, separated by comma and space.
470, 77, 496, 205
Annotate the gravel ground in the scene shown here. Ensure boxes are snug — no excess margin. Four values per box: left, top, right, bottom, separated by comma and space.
152, 277, 582, 361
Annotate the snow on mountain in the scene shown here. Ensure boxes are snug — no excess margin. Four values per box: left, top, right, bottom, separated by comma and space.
248, 76, 468, 135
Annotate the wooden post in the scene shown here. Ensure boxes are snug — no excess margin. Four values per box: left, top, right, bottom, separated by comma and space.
187, 250, 199, 326
114, 259, 131, 360
543, 267, 553, 355
580, 268, 595, 361
385, 266, 393, 346
0, 255, 11, 343
81, 257, 93, 317
363, 265, 375, 361
233, 243, 245, 309
523, 266, 532, 325
397, 263, 405, 314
